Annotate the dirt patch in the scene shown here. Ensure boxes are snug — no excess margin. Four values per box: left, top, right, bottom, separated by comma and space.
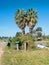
0, 48, 4, 65
0, 41, 6, 65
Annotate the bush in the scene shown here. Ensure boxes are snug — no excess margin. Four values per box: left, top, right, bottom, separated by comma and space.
11, 34, 35, 50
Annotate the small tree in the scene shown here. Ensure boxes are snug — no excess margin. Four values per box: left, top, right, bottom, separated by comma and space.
36, 27, 42, 40
36, 27, 42, 32
16, 32, 22, 37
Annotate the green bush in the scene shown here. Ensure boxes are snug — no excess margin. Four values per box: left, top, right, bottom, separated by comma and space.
11, 34, 35, 49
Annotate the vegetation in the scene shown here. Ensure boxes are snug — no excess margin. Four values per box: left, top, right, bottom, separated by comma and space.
36, 27, 42, 32
1, 8, 49, 65
36, 27, 42, 37
10, 34, 35, 50
2, 48, 49, 65
0, 36, 8, 41
26, 8, 38, 35
15, 9, 26, 35
15, 8, 38, 35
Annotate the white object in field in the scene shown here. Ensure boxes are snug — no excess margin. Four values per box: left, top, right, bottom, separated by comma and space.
24, 42, 26, 50
16, 44, 19, 50
36, 44, 46, 48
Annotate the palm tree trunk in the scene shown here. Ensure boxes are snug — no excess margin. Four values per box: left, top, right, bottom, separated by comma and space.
22, 28, 25, 35
29, 21, 35, 35
29, 27, 33, 35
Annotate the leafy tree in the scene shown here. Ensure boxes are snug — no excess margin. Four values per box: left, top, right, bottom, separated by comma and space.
37, 32, 42, 37
16, 32, 22, 37
36, 27, 42, 37
32, 30, 36, 36
47, 35, 49, 39
36, 27, 42, 32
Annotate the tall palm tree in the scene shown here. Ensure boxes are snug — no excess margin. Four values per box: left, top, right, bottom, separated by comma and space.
26, 8, 38, 35
15, 9, 26, 35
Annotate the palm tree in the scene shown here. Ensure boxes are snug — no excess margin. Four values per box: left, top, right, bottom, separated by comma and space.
26, 8, 38, 35
15, 9, 26, 35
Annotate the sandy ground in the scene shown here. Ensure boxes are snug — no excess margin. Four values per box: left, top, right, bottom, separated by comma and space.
0, 48, 4, 65
0, 41, 6, 65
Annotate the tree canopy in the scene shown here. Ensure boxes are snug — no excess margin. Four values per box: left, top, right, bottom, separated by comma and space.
15, 8, 38, 35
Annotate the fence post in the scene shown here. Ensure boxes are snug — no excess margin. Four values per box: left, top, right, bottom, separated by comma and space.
24, 42, 26, 51
16, 44, 19, 50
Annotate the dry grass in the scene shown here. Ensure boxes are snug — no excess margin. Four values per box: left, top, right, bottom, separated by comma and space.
1, 47, 49, 65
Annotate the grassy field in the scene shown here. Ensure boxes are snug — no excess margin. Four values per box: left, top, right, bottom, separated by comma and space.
1, 47, 49, 65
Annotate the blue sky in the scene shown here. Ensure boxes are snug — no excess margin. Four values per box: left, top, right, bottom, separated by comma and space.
0, 0, 49, 37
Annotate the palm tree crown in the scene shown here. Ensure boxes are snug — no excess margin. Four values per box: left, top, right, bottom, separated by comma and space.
15, 8, 38, 35
15, 9, 26, 35
26, 8, 38, 35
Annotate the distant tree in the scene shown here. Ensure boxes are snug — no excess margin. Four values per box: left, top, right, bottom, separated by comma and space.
9, 37, 12, 42
36, 27, 42, 32
16, 32, 22, 37
32, 30, 36, 36
0, 37, 1, 39
36, 27, 42, 37
47, 35, 49, 39
42, 33, 46, 40
37, 32, 42, 37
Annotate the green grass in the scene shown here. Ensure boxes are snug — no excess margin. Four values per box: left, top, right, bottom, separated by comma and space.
1, 47, 49, 65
